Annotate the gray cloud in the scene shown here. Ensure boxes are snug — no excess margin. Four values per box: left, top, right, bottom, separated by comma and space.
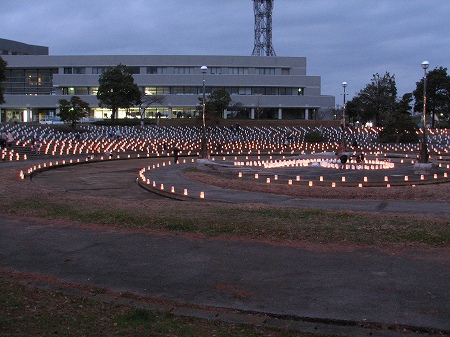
1, 0, 449, 103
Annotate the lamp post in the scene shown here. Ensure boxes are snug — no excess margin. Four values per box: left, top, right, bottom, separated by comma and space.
419, 61, 429, 163
200, 66, 209, 159
341, 81, 348, 152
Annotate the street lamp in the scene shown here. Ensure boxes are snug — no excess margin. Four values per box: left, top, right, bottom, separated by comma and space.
419, 61, 429, 163
200, 65, 209, 159
340, 81, 348, 153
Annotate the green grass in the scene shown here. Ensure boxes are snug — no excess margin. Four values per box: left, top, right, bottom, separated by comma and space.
3, 196, 449, 247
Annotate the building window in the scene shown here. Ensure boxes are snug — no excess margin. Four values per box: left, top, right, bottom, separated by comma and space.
64, 67, 86, 74
75, 87, 89, 95
265, 87, 277, 95
239, 87, 252, 95
229, 67, 249, 75
210, 67, 222, 74
146, 67, 168, 74
252, 87, 264, 95
62, 87, 89, 95
62, 87, 76, 95
174, 67, 194, 74
257, 68, 275, 75
145, 87, 157, 95
128, 66, 140, 74
173, 87, 185, 95
73, 67, 86, 74
92, 67, 104, 74
281, 68, 290, 75
5, 68, 56, 95
185, 87, 198, 95
226, 87, 239, 95
144, 87, 170, 95
279, 87, 293, 95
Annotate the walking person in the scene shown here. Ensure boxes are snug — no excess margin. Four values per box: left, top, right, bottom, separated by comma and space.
6, 132, 13, 147
173, 146, 179, 164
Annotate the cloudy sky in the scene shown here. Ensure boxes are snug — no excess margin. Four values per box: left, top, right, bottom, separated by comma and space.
2, 0, 449, 104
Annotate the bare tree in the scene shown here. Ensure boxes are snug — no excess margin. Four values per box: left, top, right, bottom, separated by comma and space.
139, 93, 166, 119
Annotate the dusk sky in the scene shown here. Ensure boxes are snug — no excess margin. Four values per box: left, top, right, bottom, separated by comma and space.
2, 0, 449, 105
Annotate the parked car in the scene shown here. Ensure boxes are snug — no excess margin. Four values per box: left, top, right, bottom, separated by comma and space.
39, 116, 64, 125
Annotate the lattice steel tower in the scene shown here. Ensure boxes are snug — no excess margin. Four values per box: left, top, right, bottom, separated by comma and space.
251, 0, 276, 56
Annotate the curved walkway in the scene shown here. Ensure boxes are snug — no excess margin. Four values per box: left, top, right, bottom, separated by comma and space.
139, 157, 450, 215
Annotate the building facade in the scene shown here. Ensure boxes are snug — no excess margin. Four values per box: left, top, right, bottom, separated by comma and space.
1, 38, 49, 56
1, 52, 335, 123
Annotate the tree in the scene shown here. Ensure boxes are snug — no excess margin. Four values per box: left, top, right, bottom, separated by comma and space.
96, 64, 141, 120
379, 93, 418, 143
347, 72, 397, 127
198, 88, 231, 120
58, 96, 90, 128
0, 56, 7, 104
208, 88, 231, 117
413, 66, 450, 128
138, 91, 166, 119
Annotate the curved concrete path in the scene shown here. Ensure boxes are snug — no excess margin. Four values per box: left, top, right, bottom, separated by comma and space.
140, 158, 450, 215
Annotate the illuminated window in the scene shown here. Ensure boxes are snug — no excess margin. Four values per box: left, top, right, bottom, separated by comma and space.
144, 87, 170, 95
145, 87, 157, 95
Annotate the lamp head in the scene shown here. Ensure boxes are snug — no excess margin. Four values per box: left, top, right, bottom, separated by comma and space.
421, 61, 429, 70
342, 81, 347, 88
200, 66, 208, 73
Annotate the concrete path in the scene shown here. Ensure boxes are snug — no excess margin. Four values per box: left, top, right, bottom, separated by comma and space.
140, 158, 450, 215
1, 215, 449, 334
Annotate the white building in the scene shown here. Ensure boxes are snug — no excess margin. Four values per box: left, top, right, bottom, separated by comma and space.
1, 41, 334, 122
